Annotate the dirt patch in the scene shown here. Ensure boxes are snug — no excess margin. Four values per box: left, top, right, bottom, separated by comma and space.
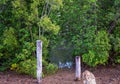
0, 65, 120, 84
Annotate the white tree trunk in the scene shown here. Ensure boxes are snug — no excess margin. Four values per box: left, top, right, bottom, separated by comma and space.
36, 40, 42, 84
75, 56, 81, 80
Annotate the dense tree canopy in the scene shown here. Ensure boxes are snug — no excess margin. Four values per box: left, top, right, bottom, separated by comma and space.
50, 0, 120, 66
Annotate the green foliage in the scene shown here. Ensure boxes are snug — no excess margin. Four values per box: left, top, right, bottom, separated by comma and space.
0, 27, 18, 70
112, 37, 120, 53
0, 0, 120, 77
83, 51, 96, 67
46, 0, 63, 10
10, 58, 36, 78
82, 31, 111, 67
9, 41, 37, 77
94, 31, 111, 52
16, 42, 35, 61
0, 0, 8, 4
3, 27, 18, 50
17, 59, 36, 78
45, 63, 58, 75
115, 56, 120, 63
50, 0, 120, 67
39, 16, 60, 35
110, 27, 120, 63
39, 36, 49, 59
73, 26, 96, 56
0, 0, 62, 76
114, 0, 120, 6
10, 63, 18, 71
42, 59, 48, 67
0, 45, 3, 59
113, 28, 120, 54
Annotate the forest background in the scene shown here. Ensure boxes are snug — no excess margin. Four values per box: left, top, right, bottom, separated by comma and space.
0, 0, 120, 77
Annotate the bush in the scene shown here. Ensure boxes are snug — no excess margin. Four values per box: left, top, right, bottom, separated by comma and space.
45, 63, 58, 75
16, 42, 36, 61
17, 58, 36, 78
109, 27, 120, 64
10, 57, 58, 78
82, 31, 111, 67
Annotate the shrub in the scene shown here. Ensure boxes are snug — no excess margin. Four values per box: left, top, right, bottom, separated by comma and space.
82, 31, 111, 67
45, 63, 58, 75
17, 58, 36, 78
16, 42, 36, 61
109, 27, 120, 64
